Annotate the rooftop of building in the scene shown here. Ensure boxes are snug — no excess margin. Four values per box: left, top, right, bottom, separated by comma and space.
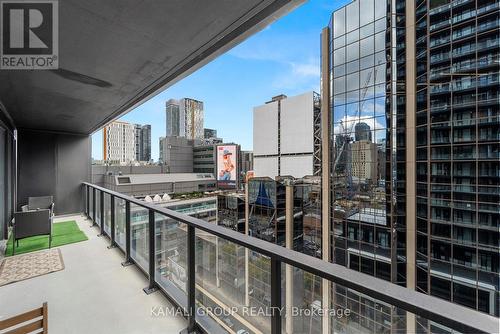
217, 191, 246, 199
113, 173, 215, 185
346, 208, 387, 225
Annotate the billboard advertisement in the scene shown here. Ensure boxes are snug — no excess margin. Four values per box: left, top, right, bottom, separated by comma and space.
217, 145, 238, 188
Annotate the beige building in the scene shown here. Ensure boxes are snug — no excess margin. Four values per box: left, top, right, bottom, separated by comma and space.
350, 140, 378, 182
103, 121, 136, 164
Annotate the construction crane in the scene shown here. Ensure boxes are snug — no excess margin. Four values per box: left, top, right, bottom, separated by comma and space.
332, 64, 380, 172
332, 63, 380, 195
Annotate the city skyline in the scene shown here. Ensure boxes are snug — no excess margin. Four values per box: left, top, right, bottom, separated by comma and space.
90, 0, 346, 161
2, 0, 497, 333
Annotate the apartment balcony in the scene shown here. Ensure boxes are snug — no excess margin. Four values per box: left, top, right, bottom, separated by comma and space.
428, 1, 456, 16
0, 1, 499, 333
3, 184, 491, 333
0, 215, 186, 333
38, 182, 490, 334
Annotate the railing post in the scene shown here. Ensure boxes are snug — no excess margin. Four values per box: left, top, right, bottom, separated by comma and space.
91, 187, 96, 226
107, 195, 116, 249
121, 201, 133, 267
271, 257, 282, 334
85, 185, 89, 218
143, 209, 158, 294
98, 191, 105, 236
184, 224, 196, 334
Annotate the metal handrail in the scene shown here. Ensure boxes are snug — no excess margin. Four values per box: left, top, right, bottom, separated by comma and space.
82, 182, 499, 334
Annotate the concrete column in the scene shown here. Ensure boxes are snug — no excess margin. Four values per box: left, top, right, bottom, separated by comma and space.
405, 0, 417, 332
320, 26, 331, 334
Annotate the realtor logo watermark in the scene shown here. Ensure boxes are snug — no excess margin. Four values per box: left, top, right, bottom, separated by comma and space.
1, 0, 58, 69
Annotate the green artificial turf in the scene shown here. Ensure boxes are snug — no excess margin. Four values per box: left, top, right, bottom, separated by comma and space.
6, 220, 88, 256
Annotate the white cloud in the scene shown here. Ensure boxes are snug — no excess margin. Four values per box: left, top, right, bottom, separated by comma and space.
289, 60, 319, 77
333, 115, 387, 144
271, 58, 320, 91
227, 31, 320, 92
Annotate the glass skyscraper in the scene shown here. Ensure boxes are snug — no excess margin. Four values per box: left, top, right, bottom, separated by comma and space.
324, 0, 499, 329
166, 98, 205, 140
166, 99, 181, 137
140, 124, 151, 161
329, 0, 407, 285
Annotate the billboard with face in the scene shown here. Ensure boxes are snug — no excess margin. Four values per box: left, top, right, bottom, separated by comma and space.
217, 145, 237, 188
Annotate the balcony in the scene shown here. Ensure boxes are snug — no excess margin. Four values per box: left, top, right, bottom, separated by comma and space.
0, 215, 187, 333
42, 182, 493, 334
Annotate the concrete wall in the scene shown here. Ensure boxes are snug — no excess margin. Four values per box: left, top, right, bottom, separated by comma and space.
17, 130, 91, 215
254, 157, 278, 178
253, 101, 278, 156
91, 165, 167, 186
102, 177, 216, 197
163, 137, 193, 173
0, 126, 14, 240
280, 155, 313, 177
280, 92, 314, 155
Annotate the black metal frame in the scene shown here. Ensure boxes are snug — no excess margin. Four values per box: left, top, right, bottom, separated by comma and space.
186, 225, 196, 333
270, 257, 282, 334
107, 195, 117, 249
98, 190, 104, 236
121, 201, 133, 267
82, 183, 497, 334
143, 209, 158, 294
85, 185, 89, 219
91, 187, 96, 226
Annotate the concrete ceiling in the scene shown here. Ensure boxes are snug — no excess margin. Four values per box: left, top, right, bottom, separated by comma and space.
0, 0, 303, 135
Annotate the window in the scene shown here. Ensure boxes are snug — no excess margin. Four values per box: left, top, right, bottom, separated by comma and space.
346, 1, 360, 32
334, 76, 346, 94
347, 72, 360, 91
360, 22, 374, 39
334, 47, 346, 66
360, 0, 374, 26
346, 42, 360, 62
431, 276, 451, 301
374, 31, 386, 52
374, 0, 386, 19
360, 36, 374, 57
333, 7, 346, 37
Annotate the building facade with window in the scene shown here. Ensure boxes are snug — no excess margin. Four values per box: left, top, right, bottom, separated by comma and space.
323, 0, 499, 328
103, 121, 136, 164
413, 0, 499, 317
166, 98, 205, 140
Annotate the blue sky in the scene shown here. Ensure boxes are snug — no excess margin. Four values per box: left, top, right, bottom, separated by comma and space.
91, 0, 349, 161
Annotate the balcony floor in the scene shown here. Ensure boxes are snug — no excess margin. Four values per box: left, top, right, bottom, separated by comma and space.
0, 215, 186, 334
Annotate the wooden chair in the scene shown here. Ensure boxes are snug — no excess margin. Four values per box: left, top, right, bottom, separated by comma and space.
0, 302, 48, 333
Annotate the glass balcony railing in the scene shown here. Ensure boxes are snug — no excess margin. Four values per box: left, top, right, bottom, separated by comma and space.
429, 20, 450, 31
453, 185, 476, 193
452, 2, 500, 25
476, 1, 500, 16
430, 74, 500, 94
429, 2, 451, 15
453, 118, 476, 126
430, 52, 450, 64
83, 182, 498, 334
428, 0, 471, 16
452, 20, 500, 41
